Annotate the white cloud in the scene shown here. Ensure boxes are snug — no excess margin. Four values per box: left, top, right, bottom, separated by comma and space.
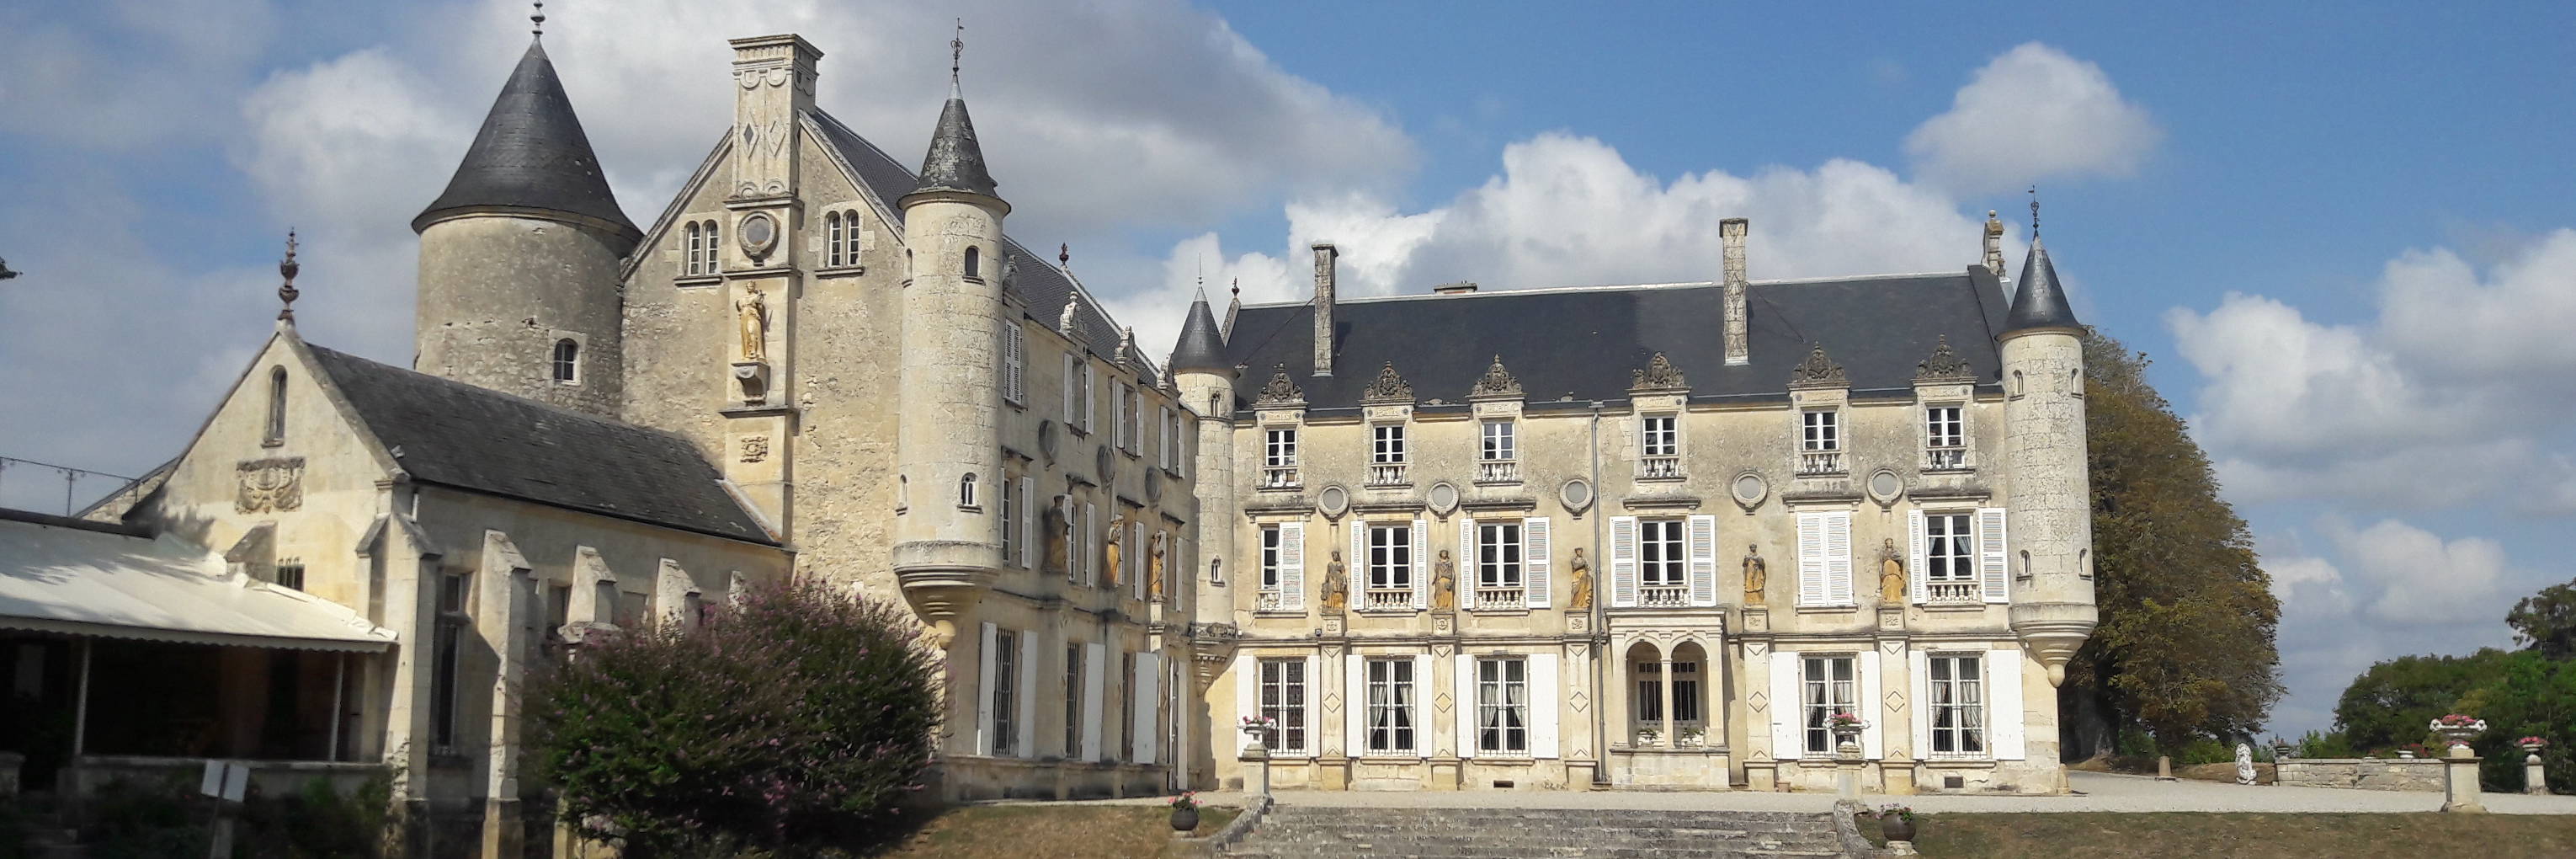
1904, 42, 2163, 195
2323, 518, 2518, 627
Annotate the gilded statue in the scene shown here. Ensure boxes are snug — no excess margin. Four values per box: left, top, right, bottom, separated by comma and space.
1103, 521, 1124, 589
1432, 550, 1457, 610
1880, 538, 1907, 603
1567, 547, 1594, 610
1322, 550, 1349, 611
1742, 543, 1767, 606
736, 283, 769, 362
1147, 531, 1168, 601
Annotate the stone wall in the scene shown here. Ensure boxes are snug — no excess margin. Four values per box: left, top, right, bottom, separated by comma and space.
2274, 758, 2446, 792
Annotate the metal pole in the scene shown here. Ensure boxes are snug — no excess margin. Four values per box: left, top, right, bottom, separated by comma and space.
72, 638, 93, 757
327, 653, 347, 762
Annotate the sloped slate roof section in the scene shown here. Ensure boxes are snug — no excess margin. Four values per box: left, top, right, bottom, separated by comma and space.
910, 97, 999, 198
805, 110, 1144, 372
1217, 273, 2004, 412
2004, 237, 2081, 333
1168, 290, 1229, 373
305, 346, 774, 544
414, 40, 641, 244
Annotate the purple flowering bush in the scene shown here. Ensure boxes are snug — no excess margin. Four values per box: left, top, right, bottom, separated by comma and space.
528, 579, 940, 856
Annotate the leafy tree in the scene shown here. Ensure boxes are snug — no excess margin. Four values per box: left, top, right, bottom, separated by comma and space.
2331, 648, 2512, 750
2469, 650, 2576, 792
528, 579, 940, 856
2058, 328, 2284, 757
2507, 578, 2576, 659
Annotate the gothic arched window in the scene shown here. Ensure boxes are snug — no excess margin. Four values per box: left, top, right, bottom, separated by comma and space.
958, 472, 979, 510
263, 366, 287, 445
964, 246, 982, 280
552, 339, 580, 384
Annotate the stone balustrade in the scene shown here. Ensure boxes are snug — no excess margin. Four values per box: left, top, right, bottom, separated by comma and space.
2273, 758, 2446, 792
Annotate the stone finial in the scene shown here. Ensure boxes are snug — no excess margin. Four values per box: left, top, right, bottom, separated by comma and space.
1787, 344, 1848, 390
1359, 361, 1413, 403
1115, 325, 1136, 367
1466, 355, 1523, 400
530, 1, 545, 38
1255, 364, 1304, 406
1913, 335, 1976, 384
1630, 352, 1686, 392
276, 230, 301, 323
1983, 210, 2008, 278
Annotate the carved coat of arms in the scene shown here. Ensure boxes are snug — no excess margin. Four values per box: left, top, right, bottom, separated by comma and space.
236, 457, 306, 513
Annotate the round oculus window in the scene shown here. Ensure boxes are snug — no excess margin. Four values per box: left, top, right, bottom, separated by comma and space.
1426, 482, 1461, 515
1731, 472, 1769, 506
1317, 485, 1350, 516
738, 212, 780, 256
1560, 478, 1594, 512
1867, 469, 1903, 502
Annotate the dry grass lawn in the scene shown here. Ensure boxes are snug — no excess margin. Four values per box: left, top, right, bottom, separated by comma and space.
860, 804, 1239, 859
1875, 813, 2576, 859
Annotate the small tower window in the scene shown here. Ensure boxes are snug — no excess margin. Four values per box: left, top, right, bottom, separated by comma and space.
551, 339, 580, 384
263, 366, 287, 446
959, 472, 980, 510
2009, 370, 2025, 398
964, 246, 982, 280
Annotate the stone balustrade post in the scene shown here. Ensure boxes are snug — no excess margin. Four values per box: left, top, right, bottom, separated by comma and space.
2524, 744, 2547, 796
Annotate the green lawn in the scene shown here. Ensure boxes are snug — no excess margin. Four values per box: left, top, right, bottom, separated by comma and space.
1874, 813, 2576, 859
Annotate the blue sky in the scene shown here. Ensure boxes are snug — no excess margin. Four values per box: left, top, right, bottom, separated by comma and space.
3, 0, 2570, 739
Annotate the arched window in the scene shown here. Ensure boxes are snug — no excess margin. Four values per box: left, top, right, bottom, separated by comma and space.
551, 339, 580, 384
2009, 370, 2025, 398
263, 366, 287, 445
684, 222, 704, 275
958, 472, 979, 509
964, 246, 982, 280
824, 211, 844, 266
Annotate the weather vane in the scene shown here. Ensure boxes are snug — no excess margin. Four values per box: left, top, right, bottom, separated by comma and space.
277, 230, 301, 323
950, 19, 965, 88
2028, 186, 2041, 237
531, 2, 545, 38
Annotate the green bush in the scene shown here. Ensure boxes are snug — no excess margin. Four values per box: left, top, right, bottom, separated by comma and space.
2295, 729, 2357, 759
528, 579, 941, 856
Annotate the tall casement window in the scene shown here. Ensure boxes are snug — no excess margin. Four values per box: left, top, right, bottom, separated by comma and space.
1364, 657, 1418, 755
1478, 419, 1518, 483
823, 210, 863, 268
1924, 512, 1975, 600
431, 572, 471, 753
1800, 654, 1859, 756
1670, 662, 1702, 724
1475, 657, 1530, 756
551, 339, 580, 384
964, 246, 982, 280
1638, 414, 1679, 478
684, 219, 721, 275
1633, 662, 1705, 727
1369, 424, 1408, 486
1924, 404, 1966, 469
1063, 643, 1084, 757
1263, 427, 1299, 488
263, 366, 288, 445
1259, 658, 1308, 755
1259, 526, 1284, 593
1475, 520, 1524, 606
1365, 523, 1414, 604
1000, 324, 1026, 405
1926, 654, 1988, 759
998, 476, 1016, 565
1639, 519, 1686, 589
1799, 409, 1843, 475
991, 630, 1019, 756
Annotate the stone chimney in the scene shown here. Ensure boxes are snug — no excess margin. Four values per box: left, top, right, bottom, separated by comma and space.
1311, 242, 1338, 376
728, 35, 822, 201
1983, 209, 2008, 281
1721, 218, 1749, 366
1434, 281, 1479, 295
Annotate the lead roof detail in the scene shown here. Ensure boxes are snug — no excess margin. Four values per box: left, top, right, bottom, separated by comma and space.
414, 40, 640, 245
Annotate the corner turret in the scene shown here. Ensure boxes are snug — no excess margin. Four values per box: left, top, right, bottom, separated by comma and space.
1999, 202, 2097, 696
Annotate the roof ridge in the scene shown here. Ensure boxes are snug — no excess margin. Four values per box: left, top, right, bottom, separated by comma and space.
1239, 270, 1972, 309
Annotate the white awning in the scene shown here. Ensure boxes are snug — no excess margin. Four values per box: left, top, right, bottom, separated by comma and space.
1, 516, 395, 653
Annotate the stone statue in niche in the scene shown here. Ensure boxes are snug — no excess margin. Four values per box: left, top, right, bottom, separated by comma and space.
1741, 544, 1767, 606
1103, 520, 1123, 589
1880, 538, 1907, 603
736, 283, 769, 363
1041, 499, 1069, 575
1147, 531, 1168, 601
1567, 547, 1594, 610
1432, 550, 1457, 610
1322, 550, 1349, 611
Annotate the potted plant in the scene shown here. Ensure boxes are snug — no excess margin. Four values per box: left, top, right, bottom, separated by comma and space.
1871, 803, 1917, 844
1168, 792, 1202, 832
2430, 715, 2486, 753
2519, 736, 2549, 755
1239, 714, 1277, 750
1828, 712, 1867, 755
2398, 743, 2430, 760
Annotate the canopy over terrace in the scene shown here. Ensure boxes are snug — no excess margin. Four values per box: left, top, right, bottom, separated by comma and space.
0, 508, 394, 792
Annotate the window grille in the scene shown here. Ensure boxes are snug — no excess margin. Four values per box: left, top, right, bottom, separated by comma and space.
1801, 654, 1858, 756
992, 630, 1019, 756
1259, 658, 1309, 755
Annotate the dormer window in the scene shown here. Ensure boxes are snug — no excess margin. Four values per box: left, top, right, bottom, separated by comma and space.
1369, 424, 1408, 487
263, 366, 287, 446
551, 339, 580, 385
964, 246, 982, 280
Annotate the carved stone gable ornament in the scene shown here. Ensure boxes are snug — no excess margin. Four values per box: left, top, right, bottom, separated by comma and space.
1466, 355, 1523, 399
1630, 352, 1687, 392
1360, 361, 1414, 403
1787, 344, 1849, 390
235, 457, 305, 513
1255, 364, 1304, 406
1913, 334, 1977, 384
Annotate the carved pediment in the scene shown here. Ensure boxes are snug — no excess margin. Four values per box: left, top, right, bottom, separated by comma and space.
1787, 345, 1848, 390
1255, 364, 1304, 406
1466, 355, 1523, 399
1630, 352, 1687, 392
1914, 334, 1976, 384
235, 457, 305, 514
1360, 361, 1414, 403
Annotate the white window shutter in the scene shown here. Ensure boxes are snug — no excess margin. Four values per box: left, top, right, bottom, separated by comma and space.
1769, 651, 1800, 760
1686, 515, 1718, 607
1003, 325, 1023, 403
1908, 648, 1931, 759
1859, 649, 1883, 760
1112, 383, 1125, 448
1908, 509, 1928, 605
1413, 653, 1434, 756
1525, 517, 1551, 608
1019, 477, 1035, 569
1825, 512, 1854, 605
1062, 354, 1078, 422
1989, 648, 2026, 760
1796, 513, 1827, 607
1086, 365, 1098, 433
1279, 522, 1306, 610
1978, 507, 2010, 603
976, 622, 998, 755
1454, 654, 1477, 759
1016, 630, 1037, 759
1082, 503, 1098, 585
1158, 406, 1172, 467
1232, 654, 1257, 753
1410, 518, 1429, 609
1609, 516, 1640, 608
1134, 652, 1161, 765
1458, 516, 1477, 600
1350, 523, 1367, 600
1531, 653, 1560, 760
1302, 654, 1320, 757
1345, 654, 1366, 756
1081, 642, 1105, 761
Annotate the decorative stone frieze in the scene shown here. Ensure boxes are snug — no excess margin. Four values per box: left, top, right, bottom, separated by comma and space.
1913, 335, 1976, 384
1787, 345, 1848, 390
235, 457, 305, 513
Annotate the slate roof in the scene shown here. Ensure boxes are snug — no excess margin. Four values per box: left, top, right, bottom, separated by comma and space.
414, 40, 641, 245
805, 110, 1147, 373
907, 94, 999, 200
2004, 237, 2080, 333
1216, 269, 2010, 414
1168, 288, 1229, 373
303, 345, 774, 544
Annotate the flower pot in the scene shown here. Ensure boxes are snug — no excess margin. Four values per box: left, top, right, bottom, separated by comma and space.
1881, 815, 1915, 843
1170, 806, 1200, 833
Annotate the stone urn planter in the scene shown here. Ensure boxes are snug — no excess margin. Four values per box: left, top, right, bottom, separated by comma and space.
1828, 712, 1867, 759
1881, 813, 1914, 842
2430, 716, 2487, 756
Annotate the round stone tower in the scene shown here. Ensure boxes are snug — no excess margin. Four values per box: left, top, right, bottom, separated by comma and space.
1168, 289, 1238, 627
412, 36, 639, 418
891, 77, 1010, 646
1999, 224, 2099, 689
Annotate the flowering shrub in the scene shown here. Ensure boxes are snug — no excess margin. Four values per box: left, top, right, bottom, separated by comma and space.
1168, 792, 1201, 810
1239, 715, 1278, 733
2434, 713, 2482, 728
2520, 736, 2550, 748
1867, 803, 1914, 823
1826, 712, 1867, 730
527, 579, 941, 856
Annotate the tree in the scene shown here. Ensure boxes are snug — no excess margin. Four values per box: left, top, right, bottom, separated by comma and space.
2331, 648, 2512, 750
527, 579, 941, 856
2058, 328, 2285, 758
2507, 578, 2576, 659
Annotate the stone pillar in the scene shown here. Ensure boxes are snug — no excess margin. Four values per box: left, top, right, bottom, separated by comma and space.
1658, 659, 1677, 750
2156, 755, 2176, 781
2525, 745, 2548, 795
480, 532, 535, 859
2441, 750, 2485, 814
1882, 751, 1917, 795
1317, 644, 1349, 790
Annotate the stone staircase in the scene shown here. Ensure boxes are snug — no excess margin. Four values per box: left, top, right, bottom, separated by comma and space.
1223, 805, 1852, 859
